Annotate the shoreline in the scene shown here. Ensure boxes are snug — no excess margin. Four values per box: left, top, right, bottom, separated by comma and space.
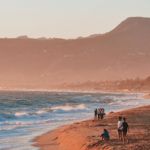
0, 88, 150, 94
33, 104, 150, 150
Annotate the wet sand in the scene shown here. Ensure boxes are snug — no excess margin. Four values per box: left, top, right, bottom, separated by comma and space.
33, 105, 150, 150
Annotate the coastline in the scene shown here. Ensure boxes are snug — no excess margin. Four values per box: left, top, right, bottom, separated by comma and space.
33, 104, 150, 150
0, 88, 150, 95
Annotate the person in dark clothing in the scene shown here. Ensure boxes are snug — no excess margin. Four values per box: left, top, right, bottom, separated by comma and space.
100, 129, 109, 141
98, 109, 101, 120
122, 117, 129, 143
101, 108, 105, 119
94, 109, 98, 119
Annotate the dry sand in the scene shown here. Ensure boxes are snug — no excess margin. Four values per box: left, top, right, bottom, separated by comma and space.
33, 105, 150, 150
142, 94, 150, 99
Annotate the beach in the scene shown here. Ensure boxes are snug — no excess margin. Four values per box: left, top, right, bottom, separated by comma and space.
143, 94, 150, 99
1, 91, 150, 149
33, 104, 150, 150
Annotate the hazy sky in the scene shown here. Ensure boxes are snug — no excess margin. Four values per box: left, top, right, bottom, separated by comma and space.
0, 0, 150, 39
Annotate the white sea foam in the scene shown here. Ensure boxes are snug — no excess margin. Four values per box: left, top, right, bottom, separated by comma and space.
0, 110, 49, 121
73, 95, 92, 100
51, 104, 89, 113
35, 110, 47, 114
15, 112, 29, 117
57, 93, 68, 96
0, 117, 77, 131
100, 96, 114, 100
5, 121, 9, 124
0, 91, 150, 150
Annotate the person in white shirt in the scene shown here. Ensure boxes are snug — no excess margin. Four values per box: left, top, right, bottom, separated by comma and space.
117, 116, 123, 140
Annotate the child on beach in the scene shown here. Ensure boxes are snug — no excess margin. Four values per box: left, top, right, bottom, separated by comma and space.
100, 129, 110, 141
117, 116, 123, 140
122, 117, 129, 144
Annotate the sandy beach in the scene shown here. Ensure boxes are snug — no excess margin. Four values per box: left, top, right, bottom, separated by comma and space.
33, 104, 150, 150
142, 94, 150, 99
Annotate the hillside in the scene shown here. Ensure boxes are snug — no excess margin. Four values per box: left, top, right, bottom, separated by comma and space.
0, 17, 150, 88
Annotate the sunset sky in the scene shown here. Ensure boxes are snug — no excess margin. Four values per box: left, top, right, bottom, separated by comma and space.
0, 0, 150, 39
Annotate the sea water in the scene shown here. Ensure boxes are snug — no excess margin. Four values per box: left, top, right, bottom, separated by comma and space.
0, 90, 149, 150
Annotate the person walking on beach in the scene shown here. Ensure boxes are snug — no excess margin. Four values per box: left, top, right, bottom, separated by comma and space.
122, 117, 129, 144
94, 108, 98, 119
117, 116, 123, 140
100, 129, 110, 141
101, 108, 105, 119
98, 108, 101, 120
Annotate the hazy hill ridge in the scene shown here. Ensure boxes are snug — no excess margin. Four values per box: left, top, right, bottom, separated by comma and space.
0, 17, 150, 86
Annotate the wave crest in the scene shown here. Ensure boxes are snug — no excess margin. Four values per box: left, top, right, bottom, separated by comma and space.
51, 104, 89, 113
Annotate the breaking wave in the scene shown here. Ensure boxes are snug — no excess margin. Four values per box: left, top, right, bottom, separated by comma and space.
51, 104, 89, 113
0, 91, 149, 150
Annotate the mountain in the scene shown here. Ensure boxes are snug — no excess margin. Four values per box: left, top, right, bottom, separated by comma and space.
110, 17, 150, 34
76, 34, 102, 39
0, 17, 150, 88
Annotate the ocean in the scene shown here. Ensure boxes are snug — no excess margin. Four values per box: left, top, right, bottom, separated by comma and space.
0, 90, 149, 150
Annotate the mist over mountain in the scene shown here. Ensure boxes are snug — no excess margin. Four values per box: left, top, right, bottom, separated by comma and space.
76, 34, 103, 39
17, 35, 29, 39
0, 17, 150, 88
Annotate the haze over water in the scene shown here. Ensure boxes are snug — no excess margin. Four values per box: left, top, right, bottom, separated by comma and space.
0, 90, 150, 150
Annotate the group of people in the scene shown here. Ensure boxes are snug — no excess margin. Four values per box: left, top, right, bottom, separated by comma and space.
100, 116, 129, 144
94, 108, 105, 120
117, 116, 129, 143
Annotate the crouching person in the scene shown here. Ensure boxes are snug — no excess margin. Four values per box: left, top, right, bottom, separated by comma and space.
100, 129, 110, 141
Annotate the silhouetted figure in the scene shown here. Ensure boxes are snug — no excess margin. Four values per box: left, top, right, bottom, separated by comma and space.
98, 109, 101, 120
94, 108, 98, 119
101, 108, 105, 119
122, 117, 129, 144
